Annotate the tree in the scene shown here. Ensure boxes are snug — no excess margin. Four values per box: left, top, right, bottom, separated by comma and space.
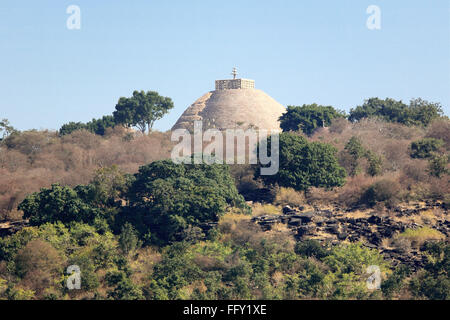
349, 97, 443, 126
59, 122, 88, 136
0, 119, 16, 140
295, 240, 329, 259
106, 270, 144, 300
122, 160, 247, 244
360, 179, 400, 207
113, 90, 174, 133
409, 242, 450, 300
342, 136, 366, 176
381, 265, 411, 299
3, 130, 55, 163
322, 243, 388, 299
145, 242, 204, 299
410, 138, 444, 159
409, 98, 444, 127
86, 115, 116, 135
349, 98, 408, 123
340, 137, 383, 177
18, 184, 104, 226
366, 151, 383, 177
59, 115, 116, 136
119, 223, 141, 255
279, 104, 346, 135
255, 133, 346, 192
427, 154, 449, 178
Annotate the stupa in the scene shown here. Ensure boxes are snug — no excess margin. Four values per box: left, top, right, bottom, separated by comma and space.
171, 68, 286, 131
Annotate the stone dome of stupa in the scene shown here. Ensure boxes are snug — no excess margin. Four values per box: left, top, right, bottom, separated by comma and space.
171, 69, 286, 131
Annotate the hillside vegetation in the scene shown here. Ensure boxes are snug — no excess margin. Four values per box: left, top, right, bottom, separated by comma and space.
0, 95, 449, 300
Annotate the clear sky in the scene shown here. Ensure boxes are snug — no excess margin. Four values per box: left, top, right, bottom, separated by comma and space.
1, 0, 449, 132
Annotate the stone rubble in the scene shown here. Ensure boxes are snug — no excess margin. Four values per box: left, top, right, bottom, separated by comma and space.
251, 202, 449, 271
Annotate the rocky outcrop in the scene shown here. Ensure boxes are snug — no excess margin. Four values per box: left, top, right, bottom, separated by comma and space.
252, 203, 449, 270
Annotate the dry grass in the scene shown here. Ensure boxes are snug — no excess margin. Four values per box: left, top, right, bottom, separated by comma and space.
129, 246, 162, 283
397, 227, 445, 247
274, 187, 306, 207
251, 203, 281, 216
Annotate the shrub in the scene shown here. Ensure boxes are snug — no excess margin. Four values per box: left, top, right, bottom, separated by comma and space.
359, 179, 401, 207
339, 137, 383, 177
381, 265, 411, 299
294, 240, 328, 259
106, 270, 144, 300
410, 138, 444, 159
18, 184, 105, 226
14, 239, 65, 297
329, 117, 349, 134
427, 154, 449, 177
322, 243, 388, 299
409, 242, 450, 300
349, 97, 443, 126
119, 223, 142, 255
256, 133, 346, 192
425, 118, 450, 149
274, 187, 305, 207
279, 104, 346, 135
397, 227, 445, 248
341, 136, 365, 176
366, 152, 383, 176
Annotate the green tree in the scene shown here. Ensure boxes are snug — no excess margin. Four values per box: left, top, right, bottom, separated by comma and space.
122, 160, 247, 244
256, 133, 346, 192
59, 122, 88, 136
349, 98, 408, 123
349, 97, 443, 126
279, 104, 346, 135
295, 240, 329, 259
106, 270, 144, 300
18, 184, 104, 226
145, 242, 204, 300
381, 265, 410, 299
119, 223, 141, 255
409, 242, 449, 300
342, 136, 365, 176
86, 115, 116, 135
59, 115, 116, 136
340, 137, 383, 177
322, 243, 387, 299
427, 154, 449, 177
410, 138, 444, 159
68, 254, 100, 291
409, 98, 444, 127
366, 151, 383, 177
113, 90, 174, 133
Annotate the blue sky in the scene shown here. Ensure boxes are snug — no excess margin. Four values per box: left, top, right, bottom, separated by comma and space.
0, 0, 449, 132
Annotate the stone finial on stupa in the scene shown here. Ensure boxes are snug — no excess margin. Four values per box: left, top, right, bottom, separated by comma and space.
215, 68, 255, 90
